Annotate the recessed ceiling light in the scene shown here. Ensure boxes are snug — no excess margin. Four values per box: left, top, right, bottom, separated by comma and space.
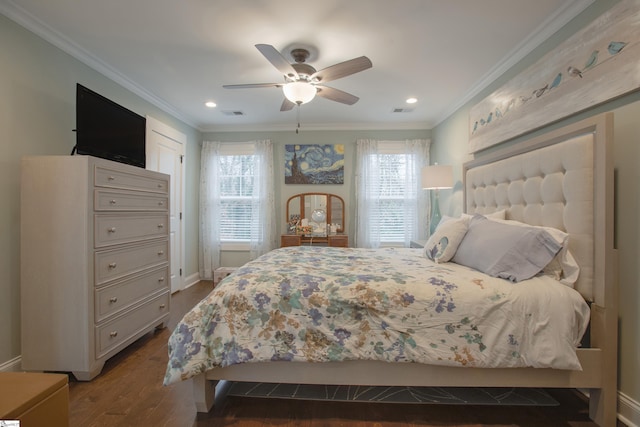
205, 101, 217, 108
406, 97, 418, 104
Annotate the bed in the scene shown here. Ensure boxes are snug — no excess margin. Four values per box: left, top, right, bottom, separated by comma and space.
166, 113, 617, 426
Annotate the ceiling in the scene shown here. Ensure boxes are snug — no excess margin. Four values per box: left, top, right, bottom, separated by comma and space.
1, 0, 592, 132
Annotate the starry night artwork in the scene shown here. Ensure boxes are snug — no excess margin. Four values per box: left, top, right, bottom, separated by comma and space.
285, 144, 344, 184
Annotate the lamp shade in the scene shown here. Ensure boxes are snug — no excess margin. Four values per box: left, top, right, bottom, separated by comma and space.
421, 164, 453, 189
283, 81, 317, 104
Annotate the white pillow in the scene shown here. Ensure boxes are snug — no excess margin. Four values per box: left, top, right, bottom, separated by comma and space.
488, 218, 579, 287
424, 218, 468, 263
452, 215, 562, 282
461, 209, 506, 221
440, 210, 506, 228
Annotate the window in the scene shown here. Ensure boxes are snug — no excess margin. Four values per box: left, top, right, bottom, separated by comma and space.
218, 152, 256, 242
199, 140, 276, 279
374, 151, 418, 242
356, 139, 429, 248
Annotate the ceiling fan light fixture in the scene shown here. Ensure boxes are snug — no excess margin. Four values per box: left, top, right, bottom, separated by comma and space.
283, 81, 317, 105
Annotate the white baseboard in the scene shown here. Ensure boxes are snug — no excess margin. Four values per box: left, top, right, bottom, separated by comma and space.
184, 272, 202, 289
619, 391, 640, 427
0, 356, 22, 372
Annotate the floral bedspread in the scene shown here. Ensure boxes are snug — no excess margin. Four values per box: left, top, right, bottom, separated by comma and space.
164, 246, 590, 385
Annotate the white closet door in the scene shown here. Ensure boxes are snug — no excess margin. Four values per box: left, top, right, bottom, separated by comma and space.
146, 116, 185, 293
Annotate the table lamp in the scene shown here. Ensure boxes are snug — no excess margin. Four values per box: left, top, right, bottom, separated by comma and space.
422, 164, 453, 235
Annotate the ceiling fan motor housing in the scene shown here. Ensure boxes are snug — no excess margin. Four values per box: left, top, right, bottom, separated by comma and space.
289, 48, 316, 81
291, 63, 317, 81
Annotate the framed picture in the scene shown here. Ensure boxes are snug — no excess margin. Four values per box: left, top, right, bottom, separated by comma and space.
468, 0, 640, 153
285, 144, 344, 184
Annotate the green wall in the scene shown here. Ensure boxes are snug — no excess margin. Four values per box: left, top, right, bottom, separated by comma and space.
0, 14, 201, 366
432, 0, 640, 406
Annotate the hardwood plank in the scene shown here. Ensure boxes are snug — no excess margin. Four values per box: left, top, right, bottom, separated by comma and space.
67, 281, 620, 427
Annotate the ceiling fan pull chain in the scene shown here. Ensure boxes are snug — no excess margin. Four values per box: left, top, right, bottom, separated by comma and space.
296, 105, 301, 134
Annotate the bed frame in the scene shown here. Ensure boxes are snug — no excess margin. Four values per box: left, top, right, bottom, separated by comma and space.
191, 113, 618, 427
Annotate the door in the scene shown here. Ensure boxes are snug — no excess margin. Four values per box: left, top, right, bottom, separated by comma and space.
145, 116, 185, 293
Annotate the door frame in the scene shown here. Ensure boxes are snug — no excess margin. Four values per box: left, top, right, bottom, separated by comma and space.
145, 115, 186, 293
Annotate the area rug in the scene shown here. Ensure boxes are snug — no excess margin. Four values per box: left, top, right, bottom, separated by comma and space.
226, 382, 558, 406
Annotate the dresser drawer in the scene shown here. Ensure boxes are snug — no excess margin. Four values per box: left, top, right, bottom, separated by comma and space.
95, 213, 168, 247
95, 291, 170, 358
95, 266, 169, 322
95, 240, 169, 285
95, 189, 168, 212
94, 165, 168, 194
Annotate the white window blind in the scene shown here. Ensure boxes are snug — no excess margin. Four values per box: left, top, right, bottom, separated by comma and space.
371, 152, 418, 243
218, 147, 257, 242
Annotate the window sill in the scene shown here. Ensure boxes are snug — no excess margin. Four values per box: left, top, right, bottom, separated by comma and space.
221, 242, 250, 251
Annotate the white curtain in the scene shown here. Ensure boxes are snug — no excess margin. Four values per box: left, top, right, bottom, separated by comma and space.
249, 140, 277, 260
355, 138, 430, 248
199, 140, 276, 280
355, 139, 381, 248
199, 141, 222, 279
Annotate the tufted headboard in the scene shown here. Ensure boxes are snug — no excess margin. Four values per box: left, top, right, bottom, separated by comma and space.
463, 113, 614, 304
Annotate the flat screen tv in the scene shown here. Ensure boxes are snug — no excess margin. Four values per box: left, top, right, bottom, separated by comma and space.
74, 83, 146, 168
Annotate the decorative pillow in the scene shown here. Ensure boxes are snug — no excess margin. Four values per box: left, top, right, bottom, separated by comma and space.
424, 218, 468, 263
489, 218, 580, 287
438, 215, 457, 225
452, 215, 562, 282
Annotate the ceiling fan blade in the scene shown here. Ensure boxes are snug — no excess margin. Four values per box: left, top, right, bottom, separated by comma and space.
316, 85, 359, 105
280, 98, 295, 111
255, 44, 299, 80
223, 83, 282, 89
311, 56, 372, 83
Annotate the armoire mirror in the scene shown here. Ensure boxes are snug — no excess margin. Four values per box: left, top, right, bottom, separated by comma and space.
286, 193, 345, 235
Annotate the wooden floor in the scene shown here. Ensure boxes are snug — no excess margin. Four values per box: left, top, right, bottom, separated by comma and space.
68, 281, 619, 427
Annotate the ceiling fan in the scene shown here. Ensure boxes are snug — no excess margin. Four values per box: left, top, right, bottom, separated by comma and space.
223, 44, 373, 111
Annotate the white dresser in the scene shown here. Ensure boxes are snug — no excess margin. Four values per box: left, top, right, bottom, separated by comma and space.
20, 155, 171, 380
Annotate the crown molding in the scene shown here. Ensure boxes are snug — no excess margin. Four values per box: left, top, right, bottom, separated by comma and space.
2, 0, 593, 134
0, 0, 198, 129
434, 0, 595, 127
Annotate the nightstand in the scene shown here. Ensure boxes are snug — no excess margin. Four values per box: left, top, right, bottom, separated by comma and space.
410, 239, 427, 248
0, 372, 69, 427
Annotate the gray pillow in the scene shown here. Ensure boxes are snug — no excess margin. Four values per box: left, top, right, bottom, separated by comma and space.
452, 215, 562, 282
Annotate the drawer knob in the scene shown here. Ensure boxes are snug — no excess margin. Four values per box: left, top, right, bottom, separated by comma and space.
158, 277, 165, 282
157, 250, 164, 255
158, 201, 164, 206
110, 331, 118, 338
109, 297, 118, 303
108, 262, 117, 269
157, 224, 164, 229
159, 304, 166, 309
109, 199, 117, 205
158, 184, 163, 188
108, 227, 117, 233
108, 176, 115, 181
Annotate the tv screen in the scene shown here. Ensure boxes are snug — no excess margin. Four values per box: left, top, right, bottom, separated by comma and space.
75, 83, 146, 168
